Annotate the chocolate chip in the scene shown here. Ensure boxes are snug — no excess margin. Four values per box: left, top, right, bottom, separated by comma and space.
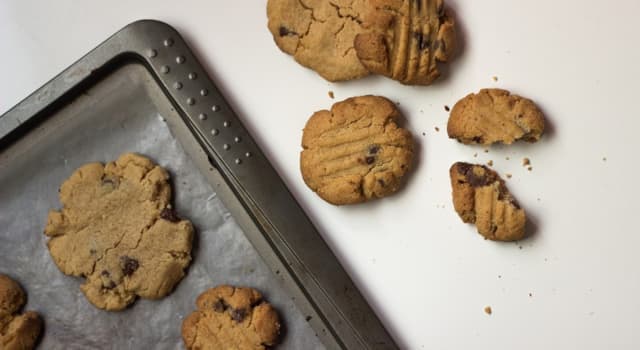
368, 145, 380, 154
160, 208, 180, 222
230, 308, 246, 323
213, 300, 226, 312
378, 179, 385, 186
105, 281, 116, 290
413, 32, 430, 51
89, 249, 97, 255
365, 156, 375, 164
306, 315, 312, 321
120, 256, 139, 276
414, 0, 421, 10
472, 136, 484, 143
101, 270, 110, 277
101, 177, 119, 189
444, 105, 450, 112
279, 26, 297, 37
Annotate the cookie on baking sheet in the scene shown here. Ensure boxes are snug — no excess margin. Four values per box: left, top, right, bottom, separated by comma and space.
447, 88, 545, 145
182, 285, 281, 350
450, 162, 526, 241
301, 95, 414, 205
354, 0, 456, 85
0, 275, 42, 350
267, 0, 371, 81
44, 153, 194, 311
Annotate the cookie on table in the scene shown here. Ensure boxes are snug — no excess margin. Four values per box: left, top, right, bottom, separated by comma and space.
267, 0, 371, 81
450, 162, 526, 241
301, 95, 414, 205
182, 285, 281, 350
354, 0, 456, 85
0, 275, 42, 350
447, 88, 545, 145
44, 153, 194, 311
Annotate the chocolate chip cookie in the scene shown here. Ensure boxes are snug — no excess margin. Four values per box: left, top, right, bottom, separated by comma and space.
354, 0, 456, 85
450, 162, 526, 241
182, 285, 281, 350
301, 95, 414, 205
0, 275, 42, 350
447, 88, 545, 145
267, 0, 371, 81
44, 153, 194, 311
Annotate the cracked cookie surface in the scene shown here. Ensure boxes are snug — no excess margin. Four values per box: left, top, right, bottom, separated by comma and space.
44, 153, 193, 311
447, 88, 545, 145
354, 0, 456, 85
301, 95, 414, 205
450, 162, 526, 241
182, 285, 280, 350
267, 0, 371, 81
0, 275, 42, 350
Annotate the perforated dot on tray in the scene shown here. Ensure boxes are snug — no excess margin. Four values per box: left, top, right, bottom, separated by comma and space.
212, 105, 220, 112
164, 38, 174, 47
245, 152, 252, 157
188, 72, 197, 80
147, 49, 157, 58
174, 82, 183, 90
199, 113, 207, 121
211, 129, 219, 136
176, 56, 185, 64
223, 144, 230, 150
235, 159, 242, 165
234, 136, 241, 143
223, 121, 230, 128
200, 89, 208, 96
187, 98, 195, 105
161, 65, 170, 74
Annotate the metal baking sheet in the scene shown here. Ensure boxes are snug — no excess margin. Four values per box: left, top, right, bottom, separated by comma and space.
0, 62, 321, 349
0, 20, 398, 349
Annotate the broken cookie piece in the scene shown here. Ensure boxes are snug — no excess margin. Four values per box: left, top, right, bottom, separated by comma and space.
450, 162, 526, 241
447, 89, 545, 145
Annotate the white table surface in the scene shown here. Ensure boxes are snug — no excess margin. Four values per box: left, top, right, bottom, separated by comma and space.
2, 1, 639, 349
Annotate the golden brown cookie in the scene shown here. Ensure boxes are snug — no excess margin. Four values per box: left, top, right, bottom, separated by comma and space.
447, 88, 545, 145
267, 0, 371, 81
44, 153, 194, 311
301, 95, 414, 205
182, 285, 280, 350
450, 162, 526, 241
0, 275, 42, 350
354, 0, 456, 85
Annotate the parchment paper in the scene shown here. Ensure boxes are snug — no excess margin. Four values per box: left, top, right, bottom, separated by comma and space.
0, 94, 324, 349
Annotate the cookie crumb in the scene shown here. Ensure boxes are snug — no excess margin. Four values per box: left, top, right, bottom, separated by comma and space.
492, 76, 498, 82
518, 245, 523, 249
444, 105, 450, 112
505, 156, 510, 160
506, 173, 512, 179
306, 316, 312, 321
528, 293, 533, 297
498, 275, 502, 279
422, 132, 426, 136
602, 157, 607, 162
420, 109, 424, 113
473, 153, 478, 158
484, 149, 489, 153
522, 158, 531, 166
484, 306, 492, 315
487, 160, 493, 166
434, 126, 440, 132
527, 166, 533, 171
328, 91, 334, 99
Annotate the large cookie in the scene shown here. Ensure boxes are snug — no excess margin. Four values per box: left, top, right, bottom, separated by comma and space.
450, 162, 526, 241
354, 0, 456, 85
447, 88, 545, 145
182, 285, 281, 350
267, 0, 371, 81
0, 275, 42, 350
301, 95, 414, 205
44, 153, 193, 311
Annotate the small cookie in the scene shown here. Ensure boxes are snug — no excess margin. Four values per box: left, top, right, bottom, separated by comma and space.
354, 0, 456, 85
182, 285, 281, 350
450, 162, 526, 241
0, 275, 42, 350
267, 0, 371, 81
447, 89, 545, 145
301, 95, 414, 205
44, 153, 194, 311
